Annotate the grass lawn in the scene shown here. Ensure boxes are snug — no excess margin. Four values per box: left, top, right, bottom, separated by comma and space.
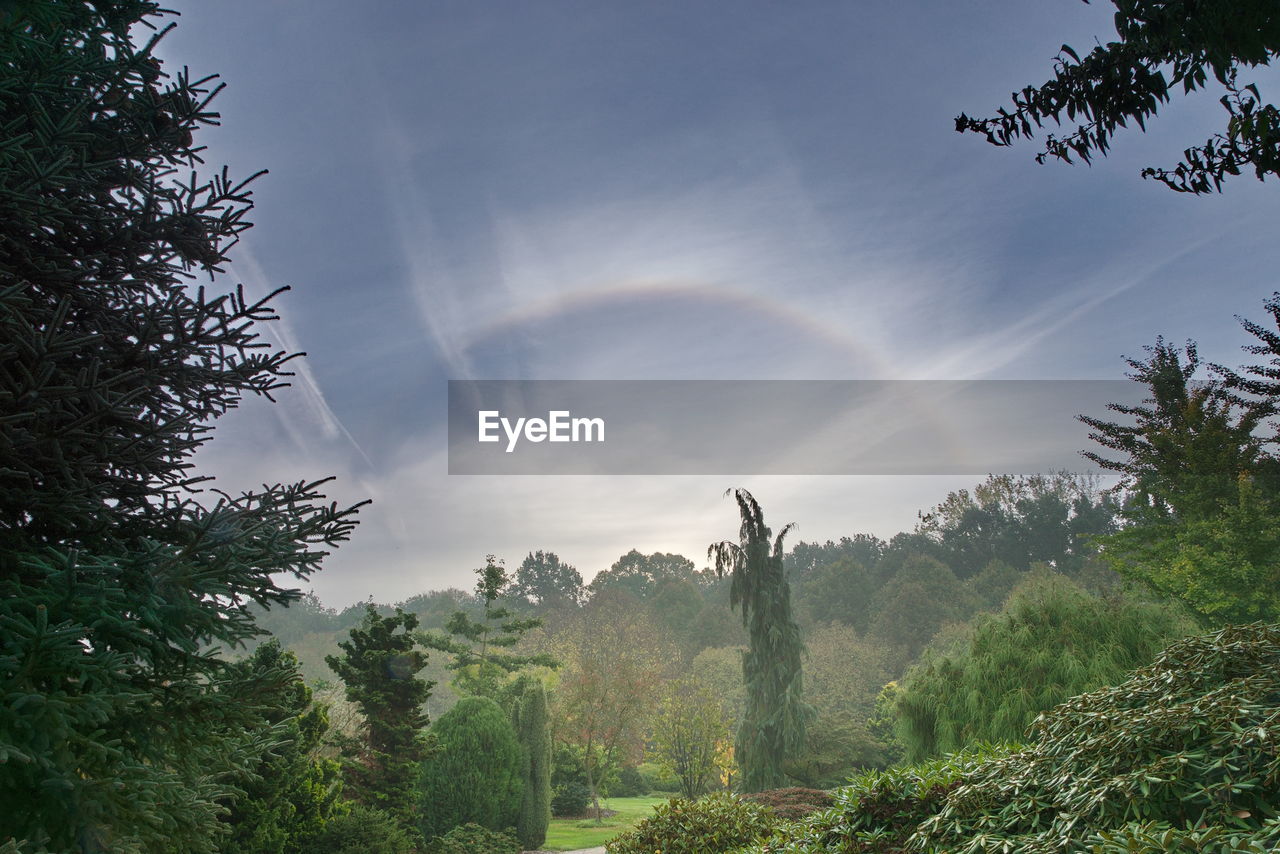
540, 795, 671, 851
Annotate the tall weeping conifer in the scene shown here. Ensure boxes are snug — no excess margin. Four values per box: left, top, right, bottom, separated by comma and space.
708, 489, 812, 792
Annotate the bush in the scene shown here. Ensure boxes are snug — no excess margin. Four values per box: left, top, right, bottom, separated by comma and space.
636, 761, 682, 794
747, 746, 1001, 853
302, 804, 416, 854
609, 765, 648, 797
605, 793, 779, 854
750, 623, 1280, 853
426, 823, 520, 854
418, 696, 523, 840
895, 573, 1196, 761
740, 788, 835, 821
550, 781, 592, 817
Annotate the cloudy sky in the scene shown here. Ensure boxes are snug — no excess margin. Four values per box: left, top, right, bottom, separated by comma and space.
157, 1, 1280, 607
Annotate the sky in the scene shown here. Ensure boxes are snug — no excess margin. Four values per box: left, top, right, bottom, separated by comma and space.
155, 1, 1280, 608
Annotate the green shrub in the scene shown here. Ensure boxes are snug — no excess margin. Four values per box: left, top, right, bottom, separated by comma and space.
636, 760, 682, 794
740, 788, 835, 820
301, 804, 416, 854
418, 696, 523, 840
895, 573, 1196, 761
610, 765, 648, 797
751, 623, 1280, 853
426, 822, 520, 854
605, 792, 778, 854
550, 781, 592, 817
747, 745, 1002, 853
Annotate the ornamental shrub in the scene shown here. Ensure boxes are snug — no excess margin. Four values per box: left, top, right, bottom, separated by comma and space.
550, 781, 592, 817
426, 823, 520, 854
302, 805, 416, 854
750, 623, 1280, 853
605, 792, 778, 854
418, 696, 523, 841
740, 788, 835, 821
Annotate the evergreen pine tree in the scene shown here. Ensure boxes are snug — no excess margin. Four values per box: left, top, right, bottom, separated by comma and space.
708, 489, 812, 792
0, 3, 363, 850
419, 556, 554, 699
326, 606, 433, 840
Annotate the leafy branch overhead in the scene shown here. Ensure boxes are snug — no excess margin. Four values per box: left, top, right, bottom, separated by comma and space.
956, 0, 1280, 193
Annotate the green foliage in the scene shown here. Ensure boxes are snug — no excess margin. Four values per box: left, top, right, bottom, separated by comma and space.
709, 489, 813, 792
651, 676, 732, 798
425, 823, 520, 854
299, 804, 415, 854
956, 0, 1280, 193
510, 678, 552, 849
865, 682, 905, 769
911, 622, 1280, 851
512, 550, 584, 609
325, 606, 433, 835
605, 793, 779, 854
418, 695, 523, 841
740, 788, 835, 821
419, 556, 555, 699
866, 553, 970, 665
793, 557, 876, 632
588, 549, 697, 601
746, 745, 1004, 854
551, 781, 593, 817
549, 592, 670, 814
789, 623, 894, 784
895, 573, 1195, 761
758, 623, 1280, 852
916, 474, 1117, 579
217, 641, 344, 854
0, 3, 363, 850
1085, 326, 1280, 625
1083, 339, 1268, 523
1103, 477, 1280, 625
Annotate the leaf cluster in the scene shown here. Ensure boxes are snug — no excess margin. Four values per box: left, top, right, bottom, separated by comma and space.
604, 792, 780, 854
956, 0, 1280, 192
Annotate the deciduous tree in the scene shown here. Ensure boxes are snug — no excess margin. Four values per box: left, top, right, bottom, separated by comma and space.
650, 676, 731, 798
957, 0, 1280, 193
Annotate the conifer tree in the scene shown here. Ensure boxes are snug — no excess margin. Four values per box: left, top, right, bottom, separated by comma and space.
708, 489, 812, 792
510, 677, 552, 850
326, 606, 433, 840
419, 555, 554, 698
418, 696, 524, 843
0, 3, 363, 850
216, 641, 344, 853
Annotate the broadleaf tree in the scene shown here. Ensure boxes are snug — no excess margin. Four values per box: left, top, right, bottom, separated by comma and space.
0, 3, 365, 851
956, 0, 1280, 193
707, 489, 813, 792
1082, 320, 1280, 624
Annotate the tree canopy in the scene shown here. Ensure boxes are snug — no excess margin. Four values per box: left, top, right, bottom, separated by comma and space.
0, 3, 363, 850
957, 0, 1280, 193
